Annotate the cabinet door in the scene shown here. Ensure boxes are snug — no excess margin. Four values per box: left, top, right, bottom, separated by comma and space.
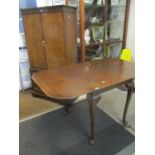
41, 12, 65, 68
63, 10, 77, 65
22, 13, 47, 69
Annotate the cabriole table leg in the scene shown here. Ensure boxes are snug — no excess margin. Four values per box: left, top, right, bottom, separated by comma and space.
87, 92, 101, 145
63, 98, 77, 115
122, 80, 134, 126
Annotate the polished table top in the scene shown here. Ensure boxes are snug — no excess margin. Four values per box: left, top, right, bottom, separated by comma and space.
32, 58, 135, 100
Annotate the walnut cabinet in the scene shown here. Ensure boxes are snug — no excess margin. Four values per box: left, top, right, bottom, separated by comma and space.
22, 5, 77, 95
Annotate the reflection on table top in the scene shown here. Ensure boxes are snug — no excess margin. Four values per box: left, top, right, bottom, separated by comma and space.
32, 58, 135, 99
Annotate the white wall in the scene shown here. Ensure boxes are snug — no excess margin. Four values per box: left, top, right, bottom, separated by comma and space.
126, 0, 135, 61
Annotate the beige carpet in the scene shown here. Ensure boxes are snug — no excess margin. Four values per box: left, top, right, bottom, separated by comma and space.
19, 90, 61, 120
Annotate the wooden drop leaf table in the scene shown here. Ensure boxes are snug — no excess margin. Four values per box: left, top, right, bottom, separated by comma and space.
32, 58, 135, 144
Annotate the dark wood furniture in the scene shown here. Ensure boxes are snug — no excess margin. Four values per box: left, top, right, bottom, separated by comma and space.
21, 5, 78, 94
32, 58, 135, 144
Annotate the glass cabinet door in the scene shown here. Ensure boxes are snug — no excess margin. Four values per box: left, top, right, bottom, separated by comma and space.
84, 0, 105, 43
104, 0, 126, 58
104, 42, 123, 58
68, 0, 128, 61
106, 0, 126, 41
84, 0, 106, 61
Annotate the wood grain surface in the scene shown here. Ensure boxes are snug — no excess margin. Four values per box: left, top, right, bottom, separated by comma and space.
32, 58, 135, 99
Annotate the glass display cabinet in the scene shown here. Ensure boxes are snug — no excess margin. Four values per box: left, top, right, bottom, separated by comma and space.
67, 0, 131, 62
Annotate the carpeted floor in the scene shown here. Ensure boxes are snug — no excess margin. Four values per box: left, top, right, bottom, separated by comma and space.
19, 88, 135, 154
20, 101, 135, 155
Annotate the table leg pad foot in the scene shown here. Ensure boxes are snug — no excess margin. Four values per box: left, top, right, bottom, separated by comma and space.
89, 139, 95, 145
123, 121, 128, 127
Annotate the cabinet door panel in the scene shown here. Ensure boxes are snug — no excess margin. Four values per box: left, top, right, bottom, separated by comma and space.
22, 14, 47, 69
104, 43, 123, 58
41, 12, 65, 68
64, 11, 77, 65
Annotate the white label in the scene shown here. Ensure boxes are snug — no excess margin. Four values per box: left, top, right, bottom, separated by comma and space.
37, 0, 53, 7
53, 0, 65, 5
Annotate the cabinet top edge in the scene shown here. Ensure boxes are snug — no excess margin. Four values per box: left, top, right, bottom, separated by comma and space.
21, 5, 77, 14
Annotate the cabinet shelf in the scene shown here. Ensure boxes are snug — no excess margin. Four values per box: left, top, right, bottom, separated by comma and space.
90, 22, 105, 26
85, 5, 125, 9
89, 20, 124, 26
107, 20, 124, 24
85, 5, 105, 9
108, 5, 126, 8
85, 40, 123, 48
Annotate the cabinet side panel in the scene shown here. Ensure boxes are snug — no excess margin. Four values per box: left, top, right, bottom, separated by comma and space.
22, 14, 47, 69
63, 9, 77, 65
41, 12, 65, 68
